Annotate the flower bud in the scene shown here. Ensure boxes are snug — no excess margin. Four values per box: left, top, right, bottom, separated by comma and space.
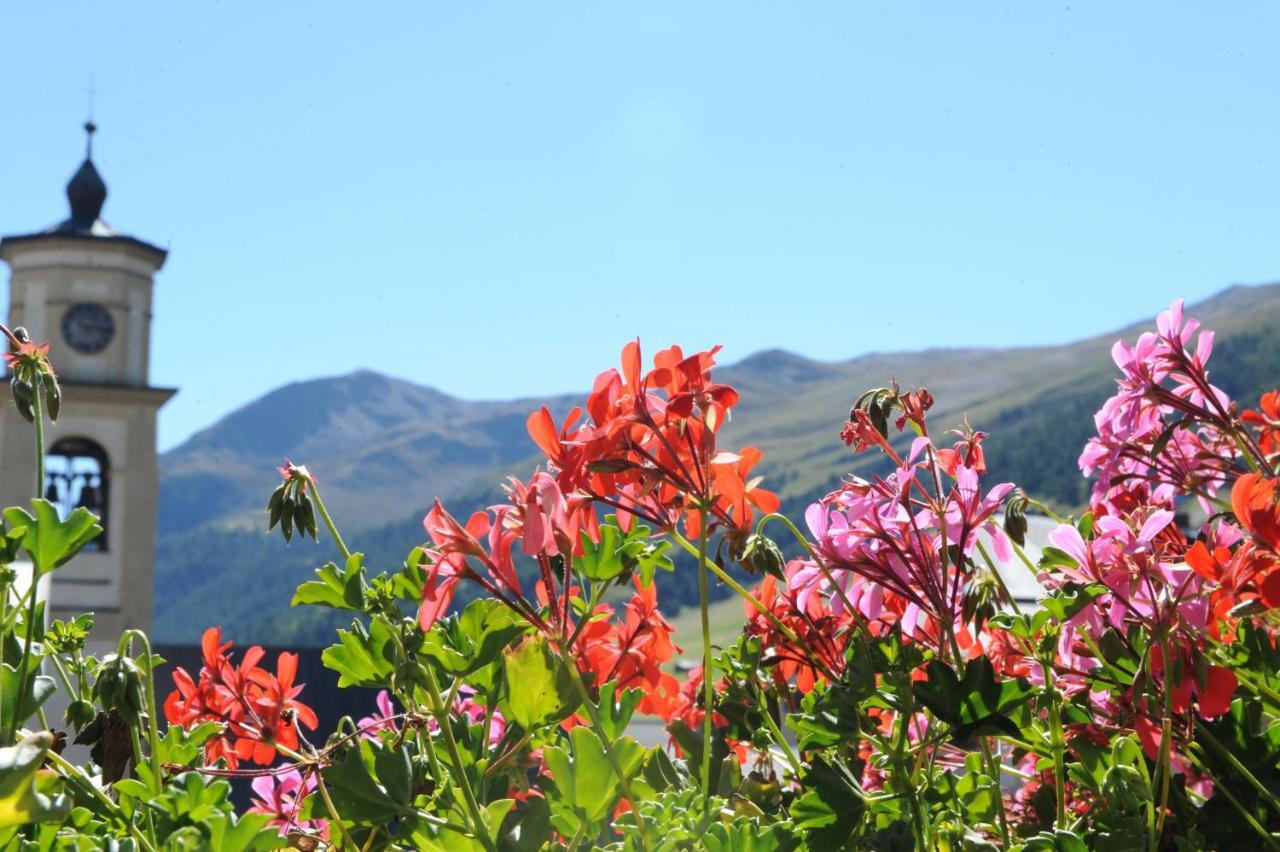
735, 533, 786, 580
267, 460, 319, 543
1003, 489, 1030, 547
962, 568, 1002, 631
3, 330, 60, 423
1102, 763, 1149, 813
852, 387, 894, 441
93, 653, 146, 728
64, 698, 96, 734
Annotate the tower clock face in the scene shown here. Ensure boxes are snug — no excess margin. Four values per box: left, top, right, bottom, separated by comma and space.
61, 302, 116, 354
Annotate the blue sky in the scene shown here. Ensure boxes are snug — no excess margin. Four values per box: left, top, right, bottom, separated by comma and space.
2, 3, 1278, 450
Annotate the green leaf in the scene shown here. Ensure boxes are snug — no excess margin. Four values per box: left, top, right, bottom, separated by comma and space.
666, 718, 735, 794
914, 657, 1034, 743
500, 637, 580, 731
544, 727, 646, 827
1040, 582, 1107, 623
3, 500, 101, 576
322, 618, 397, 688
155, 721, 224, 768
788, 756, 864, 848
0, 732, 70, 829
0, 664, 54, 735
1022, 829, 1090, 852
592, 681, 643, 740
577, 524, 625, 581
630, 538, 674, 586
207, 810, 284, 851
576, 517, 675, 586
420, 598, 527, 676
312, 738, 415, 824
292, 552, 368, 610
787, 676, 870, 752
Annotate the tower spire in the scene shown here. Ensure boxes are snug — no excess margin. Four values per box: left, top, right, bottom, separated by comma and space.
65, 120, 107, 231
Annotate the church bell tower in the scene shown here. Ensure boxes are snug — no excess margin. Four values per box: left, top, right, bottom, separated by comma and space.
0, 122, 174, 639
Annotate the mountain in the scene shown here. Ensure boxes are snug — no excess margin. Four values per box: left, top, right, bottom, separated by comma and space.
153, 283, 1280, 645
158, 371, 577, 535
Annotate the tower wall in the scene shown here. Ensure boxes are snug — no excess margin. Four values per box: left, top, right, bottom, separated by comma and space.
0, 236, 172, 641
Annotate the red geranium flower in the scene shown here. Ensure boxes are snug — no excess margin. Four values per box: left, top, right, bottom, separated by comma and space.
164, 627, 318, 768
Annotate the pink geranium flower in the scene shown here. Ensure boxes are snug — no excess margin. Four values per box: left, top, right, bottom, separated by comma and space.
249, 768, 328, 838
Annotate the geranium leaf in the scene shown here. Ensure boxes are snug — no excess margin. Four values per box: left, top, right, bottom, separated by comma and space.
3, 500, 101, 577
500, 637, 579, 731
0, 732, 70, 829
322, 618, 396, 688
291, 553, 367, 610
577, 524, 624, 581
420, 599, 527, 676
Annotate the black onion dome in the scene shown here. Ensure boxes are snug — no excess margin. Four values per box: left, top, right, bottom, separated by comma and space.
65, 157, 107, 231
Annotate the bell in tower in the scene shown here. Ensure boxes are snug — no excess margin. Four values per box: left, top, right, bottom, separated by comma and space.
0, 122, 176, 641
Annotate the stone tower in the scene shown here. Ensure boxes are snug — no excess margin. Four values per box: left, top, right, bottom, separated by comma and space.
0, 122, 174, 639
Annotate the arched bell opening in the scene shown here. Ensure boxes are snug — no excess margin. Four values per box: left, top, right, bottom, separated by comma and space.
45, 437, 109, 551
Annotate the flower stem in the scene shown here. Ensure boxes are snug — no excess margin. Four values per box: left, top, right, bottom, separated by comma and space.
976, 539, 1022, 613
891, 697, 929, 850
979, 737, 1011, 845
422, 666, 495, 852
118, 630, 165, 793
670, 531, 836, 680
695, 507, 716, 803
309, 482, 352, 561
1185, 748, 1280, 850
46, 749, 157, 852
755, 512, 861, 618
1009, 539, 1042, 583
1041, 654, 1068, 830
756, 688, 803, 782
10, 385, 47, 744
1150, 637, 1174, 852
309, 760, 360, 851
1194, 721, 1280, 813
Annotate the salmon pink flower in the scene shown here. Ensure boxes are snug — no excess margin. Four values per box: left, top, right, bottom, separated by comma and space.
250, 769, 328, 838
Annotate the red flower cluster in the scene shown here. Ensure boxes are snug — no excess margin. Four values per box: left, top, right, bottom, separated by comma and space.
1180, 472, 1280, 638
164, 627, 318, 768
576, 577, 682, 720
417, 340, 781, 723
743, 569, 851, 694
1243, 390, 1280, 458
527, 340, 779, 540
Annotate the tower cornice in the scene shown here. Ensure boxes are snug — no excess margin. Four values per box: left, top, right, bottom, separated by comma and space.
0, 232, 167, 271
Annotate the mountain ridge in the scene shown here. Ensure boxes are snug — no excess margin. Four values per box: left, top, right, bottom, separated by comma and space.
153, 283, 1280, 644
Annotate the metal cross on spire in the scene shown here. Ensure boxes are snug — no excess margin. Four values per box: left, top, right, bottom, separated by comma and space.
84, 76, 98, 158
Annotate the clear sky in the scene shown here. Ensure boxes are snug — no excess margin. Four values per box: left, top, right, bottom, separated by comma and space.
2, 3, 1278, 450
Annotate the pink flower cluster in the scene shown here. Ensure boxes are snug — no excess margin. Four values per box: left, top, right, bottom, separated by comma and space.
797, 429, 1013, 648
1079, 299, 1238, 510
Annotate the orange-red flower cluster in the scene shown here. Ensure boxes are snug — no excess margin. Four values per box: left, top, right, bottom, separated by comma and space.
743, 572, 850, 694
1243, 390, 1280, 458
1180, 471, 1280, 637
576, 577, 682, 720
527, 340, 779, 541
164, 627, 318, 768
